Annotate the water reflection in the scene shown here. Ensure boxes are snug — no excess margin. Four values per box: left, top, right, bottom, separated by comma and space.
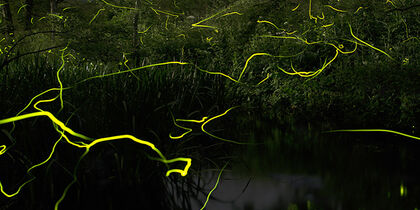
183, 125, 420, 210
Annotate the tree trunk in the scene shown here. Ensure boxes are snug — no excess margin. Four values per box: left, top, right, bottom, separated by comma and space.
50, 0, 57, 14
132, 0, 140, 66
1, 0, 14, 36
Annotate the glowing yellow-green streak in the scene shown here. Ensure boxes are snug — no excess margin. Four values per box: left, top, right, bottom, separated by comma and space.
101, 0, 136, 10
192, 7, 228, 29
89, 8, 105, 24
176, 117, 208, 123
292, 4, 300, 11
76, 61, 188, 84
169, 116, 210, 139
402, 37, 419, 43
385, 0, 397, 8
258, 35, 297, 40
308, 0, 317, 22
165, 16, 170, 29
169, 113, 194, 140
324, 5, 347, 13
38, 17, 46, 21
349, 23, 395, 61
354, 7, 364, 14
1, 109, 190, 177
122, 54, 141, 81
27, 136, 61, 173
0, 145, 5, 155
17, 4, 27, 14
194, 8, 227, 26
326, 129, 420, 140
57, 47, 67, 111
317, 12, 325, 20
0, 177, 35, 198
138, 25, 152, 34
33, 96, 59, 111
200, 161, 228, 210
327, 43, 358, 54
54, 148, 89, 210
257, 20, 282, 31
220, 12, 242, 17
150, 7, 181, 17
62, 7, 75, 12
10, 87, 70, 133
195, 66, 239, 83
321, 23, 334, 28
257, 73, 270, 85
86, 135, 191, 176
238, 53, 270, 82
48, 14, 63, 19
0, 112, 93, 141
162, 158, 192, 176
278, 49, 339, 78
201, 107, 247, 145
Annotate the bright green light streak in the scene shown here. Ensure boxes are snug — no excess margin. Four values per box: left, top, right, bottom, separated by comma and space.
0, 110, 191, 181
192, 7, 230, 29
324, 5, 347, 13
0, 177, 35, 198
138, 25, 152, 34
309, 0, 317, 23
327, 42, 358, 54
325, 129, 420, 140
62, 7, 75, 12
354, 7, 364, 14
0, 112, 92, 141
200, 161, 229, 210
194, 51, 301, 84
150, 7, 181, 17
400, 183, 407, 196
201, 106, 248, 145
54, 148, 88, 210
257, 73, 270, 85
292, 4, 300, 11
278, 49, 339, 78
10, 87, 70, 133
165, 16, 170, 29
257, 20, 284, 31
89, 8, 105, 24
38, 17, 46, 21
17, 4, 28, 15
321, 23, 334, 28
238, 53, 270, 82
317, 12, 325, 20
48, 14, 63, 19
402, 37, 419, 43
348, 23, 395, 61
385, 0, 397, 8
169, 113, 201, 139
0, 145, 5, 155
57, 46, 68, 112
220, 12, 242, 17
76, 61, 188, 84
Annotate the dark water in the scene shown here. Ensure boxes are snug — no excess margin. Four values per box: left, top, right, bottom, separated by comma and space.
179, 123, 420, 210
1, 116, 420, 210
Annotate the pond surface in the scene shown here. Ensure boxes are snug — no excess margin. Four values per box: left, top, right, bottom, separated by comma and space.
1, 116, 419, 210
179, 123, 420, 210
